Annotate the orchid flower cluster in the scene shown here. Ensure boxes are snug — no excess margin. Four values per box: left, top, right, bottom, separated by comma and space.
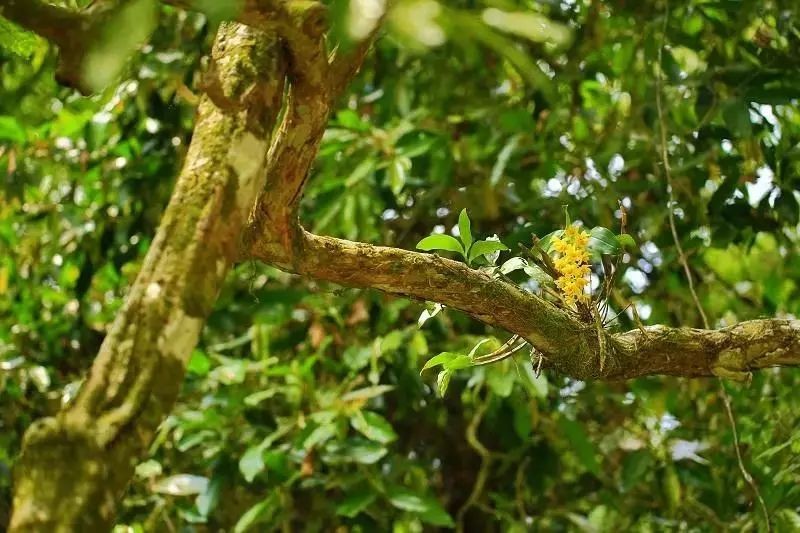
551, 225, 591, 305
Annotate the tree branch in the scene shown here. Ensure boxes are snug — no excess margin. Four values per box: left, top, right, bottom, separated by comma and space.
10, 21, 287, 531
247, 230, 800, 381
244, 11, 381, 265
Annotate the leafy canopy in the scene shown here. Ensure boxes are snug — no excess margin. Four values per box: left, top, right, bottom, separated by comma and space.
1, 0, 800, 531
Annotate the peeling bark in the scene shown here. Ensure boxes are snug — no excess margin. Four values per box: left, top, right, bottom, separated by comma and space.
9, 23, 286, 532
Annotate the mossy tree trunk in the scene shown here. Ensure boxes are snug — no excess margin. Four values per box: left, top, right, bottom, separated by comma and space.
9, 22, 287, 532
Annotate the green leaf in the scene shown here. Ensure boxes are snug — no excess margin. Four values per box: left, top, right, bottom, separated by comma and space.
558, 418, 600, 475
499, 256, 528, 275
387, 488, 455, 527
243, 389, 278, 407
437, 369, 452, 397
660, 48, 682, 83
340, 385, 395, 402
335, 109, 371, 131
239, 445, 265, 483
322, 439, 388, 465
445, 354, 474, 371
775, 189, 799, 225
336, 488, 377, 518
620, 450, 653, 492
416, 234, 465, 256
490, 134, 520, 185
387, 489, 430, 512
422, 351, 472, 374
481, 9, 571, 46
458, 208, 473, 252
0, 18, 42, 57
396, 131, 437, 158
453, 13, 556, 102
744, 87, 798, 105
538, 230, 563, 253
520, 363, 548, 398
468, 239, 509, 263
776, 509, 800, 531
420, 506, 456, 528
153, 474, 209, 496
467, 338, 493, 357
187, 350, 211, 376
389, 157, 410, 196
722, 100, 752, 137
348, 442, 388, 464
196, 474, 221, 517
350, 411, 398, 444
234, 496, 275, 533
524, 264, 553, 284
487, 364, 515, 397
345, 157, 376, 186
302, 423, 338, 450
617, 233, 636, 250
708, 171, 740, 214
589, 226, 621, 257
421, 352, 461, 373
0, 116, 26, 144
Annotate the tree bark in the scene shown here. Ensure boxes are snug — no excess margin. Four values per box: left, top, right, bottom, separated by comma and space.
9, 22, 286, 532
247, 230, 800, 381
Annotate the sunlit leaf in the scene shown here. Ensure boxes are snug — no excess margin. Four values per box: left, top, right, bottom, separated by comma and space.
481, 9, 571, 46
153, 474, 209, 496
0, 116, 26, 144
416, 234, 464, 255
234, 496, 276, 533
458, 208, 473, 251
589, 227, 621, 257
468, 239, 509, 263
239, 446, 265, 483
421, 351, 460, 373
500, 256, 528, 275
436, 369, 451, 397
618, 233, 636, 250
350, 411, 398, 444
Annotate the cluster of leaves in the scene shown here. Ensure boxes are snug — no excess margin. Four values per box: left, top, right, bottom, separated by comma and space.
416, 208, 508, 266
415, 208, 637, 396
2, 0, 800, 531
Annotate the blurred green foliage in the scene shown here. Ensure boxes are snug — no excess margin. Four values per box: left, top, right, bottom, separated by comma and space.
2, 0, 800, 531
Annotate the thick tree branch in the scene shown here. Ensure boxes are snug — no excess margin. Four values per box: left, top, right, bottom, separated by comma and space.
245, 10, 379, 264
10, 21, 287, 531
247, 231, 800, 381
